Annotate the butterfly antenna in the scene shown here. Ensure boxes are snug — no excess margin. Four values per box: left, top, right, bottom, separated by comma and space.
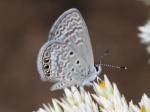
96, 50, 109, 63
101, 63, 127, 70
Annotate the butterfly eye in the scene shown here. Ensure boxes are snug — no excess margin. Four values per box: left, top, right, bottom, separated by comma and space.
44, 58, 49, 63
43, 64, 49, 69
94, 65, 99, 72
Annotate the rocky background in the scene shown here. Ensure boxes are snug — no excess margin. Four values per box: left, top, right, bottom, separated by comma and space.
0, 0, 150, 112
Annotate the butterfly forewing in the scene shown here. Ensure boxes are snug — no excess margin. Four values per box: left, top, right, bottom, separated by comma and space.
48, 8, 94, 70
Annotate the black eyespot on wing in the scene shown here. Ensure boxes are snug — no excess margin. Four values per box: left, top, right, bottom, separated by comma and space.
70, 51, 73, 55
44, 58, 49, 63
43, 64, 49, 69
76, 60, 80, 64
46, 73, 50, 77
45, 70, 50, 77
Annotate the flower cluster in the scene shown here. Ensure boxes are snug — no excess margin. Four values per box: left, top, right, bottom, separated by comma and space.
92, 75, 131, 112
138, 21, 150, 64
35, 75, 150, 112
139, 0, 150, 5
36, 84, 99, 112
130, 93, 150, 112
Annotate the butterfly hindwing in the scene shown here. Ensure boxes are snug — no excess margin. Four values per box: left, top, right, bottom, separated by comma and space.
37, 40, 86, 84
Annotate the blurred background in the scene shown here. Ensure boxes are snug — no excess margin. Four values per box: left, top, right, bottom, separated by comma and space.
0, 0, 150, 112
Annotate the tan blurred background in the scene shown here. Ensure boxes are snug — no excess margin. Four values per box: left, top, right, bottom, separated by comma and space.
0, 0, 150, 112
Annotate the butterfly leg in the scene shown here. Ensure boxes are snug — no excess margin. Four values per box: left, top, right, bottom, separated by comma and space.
96, 76, 101, 83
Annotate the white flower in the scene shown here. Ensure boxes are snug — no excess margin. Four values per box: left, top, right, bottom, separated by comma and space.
57, 86, 99, 112
129, 94, 150, 112
92, 75, 131, 112
36, 86, 99, 112
35, 75, 150, 112
138, 21, 150, 64
36, 100, 63, 112
138, 0, 150, 5
147, 45, 150, 63
138, 21, 150, 44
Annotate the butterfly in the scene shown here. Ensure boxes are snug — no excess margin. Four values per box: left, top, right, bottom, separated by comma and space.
37, 8, 102, 91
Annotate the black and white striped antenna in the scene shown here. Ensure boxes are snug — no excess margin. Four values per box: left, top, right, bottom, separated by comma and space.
101, 63, 127, 69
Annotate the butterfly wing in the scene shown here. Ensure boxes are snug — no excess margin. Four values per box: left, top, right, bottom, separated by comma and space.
37, 40, 87, 81
48, 8, 94, 70
37, 8, 95, 90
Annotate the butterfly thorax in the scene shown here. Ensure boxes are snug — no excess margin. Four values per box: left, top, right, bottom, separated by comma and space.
81, 64, 101, 86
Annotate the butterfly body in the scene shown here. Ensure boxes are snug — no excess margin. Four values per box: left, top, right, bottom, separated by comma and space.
37, 8, 102, 91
